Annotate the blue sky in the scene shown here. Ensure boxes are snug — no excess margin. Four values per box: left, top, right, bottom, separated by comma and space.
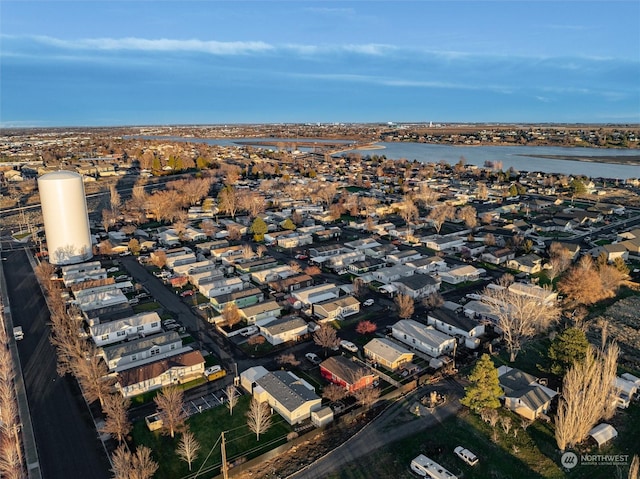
1, 1, 639, 126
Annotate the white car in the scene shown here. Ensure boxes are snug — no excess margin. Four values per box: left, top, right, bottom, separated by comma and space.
454, 446, 479, 466
305, 352, 322, 365
241, 326, 259, 337
204, 365, 222, 376
363, 298, 375, 307
340, 340, 358, 353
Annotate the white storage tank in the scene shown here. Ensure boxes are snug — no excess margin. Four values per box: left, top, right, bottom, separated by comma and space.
38, 171, 93, 265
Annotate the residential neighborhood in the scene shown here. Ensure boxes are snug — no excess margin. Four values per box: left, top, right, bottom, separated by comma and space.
1, 124, 640, 479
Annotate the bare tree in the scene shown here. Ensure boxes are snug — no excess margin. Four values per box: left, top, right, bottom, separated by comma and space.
150, 250, 167, 269
225, 385, 238, 416
154, 386, 187, 438
75, 344, 112, 407
353, 386, 380, 410
456, 205, 478, 229
395, 294, 415, 319
101, 393, 131, 443
422, 292, 444, 310
547, 242, 573, 282
481, 282, 560, 362
555, 343, 619, 451
242, 244, 254, 260
111, 444, 133, 479
221, 303, 242, 328
276, 353, 300, 368
177, 430, 200, 471
246, 398, 272, 441
109, 184, 121, 211
629, 455, 639, 479
304, 265, 322, 276
313, 324, 340, 356
247, 334, 266, 351
131, 445, 159, 479
218, 185, 239, 218
322, 383, 346, 403
352, 278, 367, 298
256, 245, 268, 258
398, 197, 418, 229
428, 204, 455, 234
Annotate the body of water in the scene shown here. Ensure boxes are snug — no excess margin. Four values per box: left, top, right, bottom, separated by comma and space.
127, 136, 639, 179
346, 143, 640, 179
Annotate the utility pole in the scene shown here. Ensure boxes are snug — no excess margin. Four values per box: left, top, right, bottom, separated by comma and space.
221, 431, 229, 479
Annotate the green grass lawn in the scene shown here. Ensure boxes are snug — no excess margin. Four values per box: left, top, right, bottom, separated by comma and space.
131, 395, 292, 479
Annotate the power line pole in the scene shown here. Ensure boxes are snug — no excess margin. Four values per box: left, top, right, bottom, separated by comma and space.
221, 431, 229, 479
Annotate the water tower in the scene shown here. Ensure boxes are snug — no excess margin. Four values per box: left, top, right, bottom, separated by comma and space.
37, 171, 93, 265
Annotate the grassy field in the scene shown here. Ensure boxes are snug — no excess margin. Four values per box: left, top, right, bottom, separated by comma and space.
132, 394, 293, 479
325, 403, 640, 479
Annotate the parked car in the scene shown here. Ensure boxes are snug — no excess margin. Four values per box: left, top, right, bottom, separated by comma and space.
454, 446, 479, 466
295, 254, 308, 260
340, 340, 358, 353
180, 290, 195, 297
204, 365, 222, 377
336, 269, 348, 275
241, 326, 259, 337
106, 267, 119, 273
363, 298, 375, 307
305, 352, 321, 365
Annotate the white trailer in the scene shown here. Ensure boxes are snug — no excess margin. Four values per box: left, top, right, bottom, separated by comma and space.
410, 454, 457, 479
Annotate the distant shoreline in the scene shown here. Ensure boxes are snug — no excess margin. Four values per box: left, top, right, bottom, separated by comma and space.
514, 153, 640, 166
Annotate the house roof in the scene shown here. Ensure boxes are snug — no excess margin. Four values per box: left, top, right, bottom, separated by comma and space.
394, 274, 438, 291
364, 338, 413, 363
117, 350, 205, 387
101, 331, 181, 362
498, 366, 557, 410
428, 308, 478, 332
320, 356, 373, 385
255, 371, 320, 413
392, 319, 455, 348
240, 300, 281, 317
314, 295, 360, 313
90, 311, 161, 337
260, 316, 307, 335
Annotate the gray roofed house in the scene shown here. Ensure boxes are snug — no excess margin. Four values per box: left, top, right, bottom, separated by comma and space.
392, 274, 440, 299
426, 308, 485, 349
253, 371, 322, 425
101, 331, 189, 372
260, 316, 309, 345
391, 319, 456, 358
498, 365, 557, 421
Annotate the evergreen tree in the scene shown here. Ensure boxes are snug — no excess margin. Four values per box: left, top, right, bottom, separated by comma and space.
282, 218, 296, 230
548, 327, 589, 376
461, 354, 503, 413
250, 217, 268, 241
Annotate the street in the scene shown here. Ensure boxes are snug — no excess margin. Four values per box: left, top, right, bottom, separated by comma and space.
2, 249, 111, 479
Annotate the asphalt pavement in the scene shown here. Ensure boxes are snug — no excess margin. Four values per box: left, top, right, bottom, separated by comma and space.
3, 249, 111, 479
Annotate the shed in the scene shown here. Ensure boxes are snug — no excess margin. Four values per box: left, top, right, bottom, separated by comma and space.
588, 423, 618, 447
311, 407, 334, 427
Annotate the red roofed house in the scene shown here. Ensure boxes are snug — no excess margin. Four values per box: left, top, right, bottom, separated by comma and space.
116, 350, 205, 398
319, 355, 377, 392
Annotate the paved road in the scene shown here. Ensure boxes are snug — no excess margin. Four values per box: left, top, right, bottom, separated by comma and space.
2, 249, 111, 479
290, 378, 464, 479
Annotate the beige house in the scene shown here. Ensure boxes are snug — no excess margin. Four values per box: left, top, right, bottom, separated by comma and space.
116, 350, 205, 398
498, 366, 557, 421
312, 295, 360, 321
363, 338, 414, 371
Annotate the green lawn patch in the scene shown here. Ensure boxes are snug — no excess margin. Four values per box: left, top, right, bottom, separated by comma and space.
132, 395, 292, 479
132, 301, 161, 313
